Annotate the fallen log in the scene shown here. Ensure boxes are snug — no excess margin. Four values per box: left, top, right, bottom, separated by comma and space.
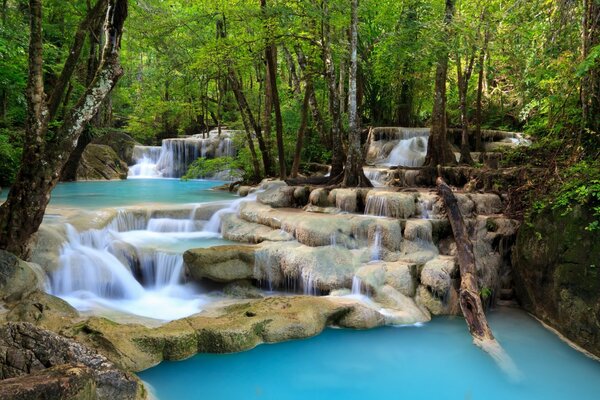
436, 176, 495, 344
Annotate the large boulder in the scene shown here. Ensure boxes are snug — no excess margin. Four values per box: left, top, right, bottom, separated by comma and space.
77, 144, 128, 180
184, 245, 257, 282
513, 205, 600, 357
0, 250, 44, 302
92, 131, 137, 165
0, 322, 143, 399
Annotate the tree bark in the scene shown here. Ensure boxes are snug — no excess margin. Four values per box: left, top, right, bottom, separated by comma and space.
456, 45, 475, 165
296, 46, 326, 143
474, 29, 488, 153
0, 0, 128, 258
436, 177, 495, 345
266, 44, 286, 179
283, 46, 301, 95
424, 0, 457, 167
342, 0, 371, 187
290, 81, 312, 178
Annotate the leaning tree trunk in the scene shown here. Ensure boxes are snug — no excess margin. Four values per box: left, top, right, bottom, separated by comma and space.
342, 0, 371, 188
0, 0, 128, 259
424, 0, 457, 167
436, 177, 495, 344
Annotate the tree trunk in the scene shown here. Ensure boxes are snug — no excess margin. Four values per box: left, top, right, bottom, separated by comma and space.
424, 0, 457, 167
322, 0, 344, 178
283, 46, 300, 94
290, 82, 312, 178
456, 47, 475, 165
227, 70, 261, 181
296, 46, 326, 144
474, 31, 488, 153
342, 0, 371, 188
0, 0, 128, 258
267, 46, 286, 179
436, 177, 495, 345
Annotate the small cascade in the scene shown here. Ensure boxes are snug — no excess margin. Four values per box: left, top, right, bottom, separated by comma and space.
385, 136, 428, 167
364, 194, 388, 217
147, 218, 195, 232
254, 249, 275, 291
204, 193, 258, 233
370, 227, 383, 262
128, 133, 237, 179
330, 232, 337, 247
351, 276, 362, 295
137, 250, 183, 288
53, 225, 146, 299
363, 168, 389, 187
49, 202, 229, 320
129, 146, 161, 178
302, 269, 317, 295
216, 138, 235, 157
417, 198, 433, 219
156, 139, 204, 178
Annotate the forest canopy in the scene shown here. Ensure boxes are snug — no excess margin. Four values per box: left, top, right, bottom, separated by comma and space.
0, 0, 598, 185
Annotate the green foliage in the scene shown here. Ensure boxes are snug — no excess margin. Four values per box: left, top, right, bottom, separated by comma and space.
0, 129, 21, 186
550, 161, 600, 231
182, 157, 237, 180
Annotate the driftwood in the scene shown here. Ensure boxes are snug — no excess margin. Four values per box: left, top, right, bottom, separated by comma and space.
436, 177, 495, 344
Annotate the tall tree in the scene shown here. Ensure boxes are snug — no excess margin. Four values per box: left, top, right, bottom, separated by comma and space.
342, 0, 370, 187
424, 0, 457, 167
0, 0, 128, 258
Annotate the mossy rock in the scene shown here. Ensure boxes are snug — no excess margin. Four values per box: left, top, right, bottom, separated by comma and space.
77, 144, 128, 180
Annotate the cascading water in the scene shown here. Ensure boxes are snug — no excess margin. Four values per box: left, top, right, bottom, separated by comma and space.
364, 194, 388, 217
128, 132, 237, 179
50, 205, 231, 321
128, 146, 162, 178
370, 227, 383, 262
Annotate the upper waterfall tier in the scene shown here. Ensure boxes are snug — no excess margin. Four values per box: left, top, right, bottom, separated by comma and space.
366, 127, 531, 168
128, 130, 238, 179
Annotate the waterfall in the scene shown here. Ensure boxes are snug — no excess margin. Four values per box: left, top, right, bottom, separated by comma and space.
217, 138, 235, 157
49, 204, 224, 320
385, 136, 428, 167
128, 146, 162, 178
364, 194, 388, 217
204, 193, 258, 233
351, 276, 362, 295
128, 134, 237, 179
370, 227, 382, 262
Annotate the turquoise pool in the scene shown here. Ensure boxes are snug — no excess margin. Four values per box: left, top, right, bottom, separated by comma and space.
139, 308, 600, 400
1, 178, 236, 209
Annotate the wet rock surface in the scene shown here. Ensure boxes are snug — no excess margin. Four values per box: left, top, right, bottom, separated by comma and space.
513, 205, 600, 357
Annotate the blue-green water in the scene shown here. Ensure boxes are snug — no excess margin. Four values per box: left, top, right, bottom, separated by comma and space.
1, 179, 235, 209
139, 308, 600, 400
